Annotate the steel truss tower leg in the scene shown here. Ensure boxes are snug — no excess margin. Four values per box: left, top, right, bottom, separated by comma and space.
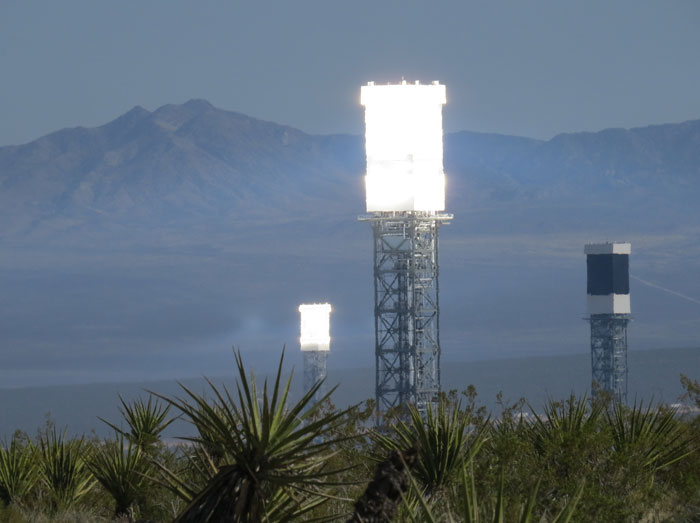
303, 351, 328, 402
370, 212, 445, 420
589, 314, 630, 403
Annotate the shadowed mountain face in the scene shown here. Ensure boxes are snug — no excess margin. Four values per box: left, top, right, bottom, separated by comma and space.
0, 99, 365, 238
1, 100, 699, 387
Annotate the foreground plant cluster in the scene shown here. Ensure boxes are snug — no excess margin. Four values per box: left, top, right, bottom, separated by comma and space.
1, 352, 700, 523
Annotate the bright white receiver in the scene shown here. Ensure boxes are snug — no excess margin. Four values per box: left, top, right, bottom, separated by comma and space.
299, 303, 332, 351
361, 81, 446, 212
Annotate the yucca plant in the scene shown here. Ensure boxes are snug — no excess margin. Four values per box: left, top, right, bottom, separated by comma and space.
0, 434, 37, 507
607, 401, 696, 472
526, 395, 602, 455
188, 403, 238, 467
152, 443, 218, 504
87, 433, 149, 522
456, 465, 583, 523
100, 395, 175, 452
404, 463, 583, 523
153, 349, 355, 522
37, 428, 94, 512
375, 400, 488, 496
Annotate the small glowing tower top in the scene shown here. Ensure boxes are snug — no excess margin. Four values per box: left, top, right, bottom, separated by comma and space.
361, 80, 446, 213
299, 303, 332, 352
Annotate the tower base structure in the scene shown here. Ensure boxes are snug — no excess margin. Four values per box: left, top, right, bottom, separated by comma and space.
360, 211, 452, 421
589, 313, 630, 403
303, 350, 328, 402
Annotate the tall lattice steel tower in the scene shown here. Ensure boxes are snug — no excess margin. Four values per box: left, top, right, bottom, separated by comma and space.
585, 243, 631, 402
358, 80, 452, 419
299, 303, 332, 401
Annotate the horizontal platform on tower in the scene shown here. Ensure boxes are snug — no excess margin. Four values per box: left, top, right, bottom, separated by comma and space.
358, 211, 453, 223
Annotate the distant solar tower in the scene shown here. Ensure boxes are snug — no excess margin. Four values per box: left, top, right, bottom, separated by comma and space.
299, 303, 331, 401
585, 242, 631, 402
358, 80, 453, 420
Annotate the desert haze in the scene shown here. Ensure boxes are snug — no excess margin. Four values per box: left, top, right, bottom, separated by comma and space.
1, 100, 699, 387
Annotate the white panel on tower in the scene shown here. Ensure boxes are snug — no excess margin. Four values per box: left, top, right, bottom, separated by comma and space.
587, 294, 631, 315
584, 243, 632, 255
361, 80, 446, 212
299, 303, 332, 352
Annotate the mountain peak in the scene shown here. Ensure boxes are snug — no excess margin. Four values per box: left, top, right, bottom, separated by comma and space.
112, 104, 150, 123
150, 99, 215, 132
182, 99, 213, 111
128, 104, 150, 115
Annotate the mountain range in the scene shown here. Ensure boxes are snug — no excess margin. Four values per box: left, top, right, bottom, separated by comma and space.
2, 99, 700, 239
1, 100, 699, 388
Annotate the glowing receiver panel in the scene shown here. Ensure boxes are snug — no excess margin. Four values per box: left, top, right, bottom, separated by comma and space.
299, 303, 332, 352
361, 81, 447, 212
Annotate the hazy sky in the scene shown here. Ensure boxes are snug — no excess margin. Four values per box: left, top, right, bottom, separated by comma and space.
1, 1, 699, 145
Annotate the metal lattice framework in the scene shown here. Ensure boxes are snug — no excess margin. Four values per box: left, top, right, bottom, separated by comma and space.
589, 314, 630, 403
360, 211, 452, 418
303, 351, 328, 402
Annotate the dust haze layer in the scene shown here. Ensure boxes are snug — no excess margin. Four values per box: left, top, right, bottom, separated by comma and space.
1, 347, 695, 439
1, 100, 699, 387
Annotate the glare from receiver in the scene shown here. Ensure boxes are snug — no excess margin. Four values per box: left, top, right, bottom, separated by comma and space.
361, 80, 446, 212
298, 303, 332, 352
299, 303, 331, 401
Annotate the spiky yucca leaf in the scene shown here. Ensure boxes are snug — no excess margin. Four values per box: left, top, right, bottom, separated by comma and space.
406, 462, 582, 523
375, 400, 488, 495
0, 435, 37, 506
456, 465, 516, 523
87, 434, 149, 520
607, 401, 696, 471
153, 349, 355, 522
460, 462, 478, 523
403, 466, 438, 523
150, 443, 217, 504
37, 428, 94, 512
550, 481, 585, 523
100, 395, 174, 451
527, 395, 602, 455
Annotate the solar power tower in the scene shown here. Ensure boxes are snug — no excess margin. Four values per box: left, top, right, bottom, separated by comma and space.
358, 80, 452, 421
585, 243, 631, 403
299, 303, 332, 402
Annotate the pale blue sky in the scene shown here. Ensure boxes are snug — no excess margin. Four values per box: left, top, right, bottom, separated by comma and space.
1, 0, 699, 145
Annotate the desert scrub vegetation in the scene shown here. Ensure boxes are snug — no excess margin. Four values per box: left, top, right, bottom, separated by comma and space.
1, 350, 700, 522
